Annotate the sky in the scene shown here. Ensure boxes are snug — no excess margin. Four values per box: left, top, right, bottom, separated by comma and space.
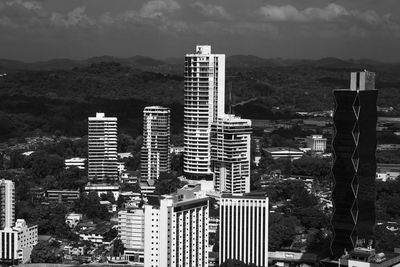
0, 0, 400, 62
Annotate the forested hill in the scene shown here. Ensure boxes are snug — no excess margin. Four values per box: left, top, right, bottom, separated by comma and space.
0, 57, 400, 140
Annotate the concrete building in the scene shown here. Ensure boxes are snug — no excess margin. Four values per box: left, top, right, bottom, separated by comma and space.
0, 219, 38, 264
65, 213, 83, 228
219, 193, 269, 267
118, 208, 145, 264
306, 135, 327, 152
84, 184, 120, 201
88, 112, 118, 183
331, 71, 378, 257
144, 193, 209, 267
65, 157, 86, 170
47, 189, 80, 204
263, 147, 304, 161
141, 106, 170, 181
184, 45, 225, 180
211, 114, 252, 194
0, 180, 14, 229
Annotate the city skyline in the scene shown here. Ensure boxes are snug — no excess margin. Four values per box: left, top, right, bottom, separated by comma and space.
0, 1, 399, 62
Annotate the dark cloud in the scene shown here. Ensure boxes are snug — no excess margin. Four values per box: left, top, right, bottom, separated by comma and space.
0, 0, 399, 61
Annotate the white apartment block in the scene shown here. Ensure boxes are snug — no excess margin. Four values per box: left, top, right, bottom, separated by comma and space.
144, 194, 209, 267
184, 45, 225, 180
141, 106, 170, 180
0, 219, 38, 264
211, 114, 252, 194
64, 157, 86, 170
88, 112, 118, 183
118, 209, 145, 264
306, 135, 327, 152
219, 194, 269, 267
0, 179, 15, 229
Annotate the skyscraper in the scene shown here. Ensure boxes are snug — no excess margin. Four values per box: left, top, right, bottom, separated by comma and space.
0, 179, 15, 229
211, 114, 252, 193
144, 193, 209, 267
331, 71, 378, 257
184, 45, 225, 180
141, 106, 170, 181
219, 193, 269, 267
88, 112, 118, 183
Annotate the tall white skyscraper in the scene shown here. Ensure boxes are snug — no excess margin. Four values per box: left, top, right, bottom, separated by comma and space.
141, 106, 170, 181
184, 45, 225, 180
219, 194, 269, 267
144, 193, 209, 267
211, 114, 252, 193
0, 179, 15, 229
88, 112, 118, 183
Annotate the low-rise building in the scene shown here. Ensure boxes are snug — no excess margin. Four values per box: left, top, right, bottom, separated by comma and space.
139, 180, 156, 195
263, 147, 304, 160
47, 189, 80, 204
306, 135, 327, 152
84, 184, 120, 200
65, 213, 83, 228
65, 157, 86, 169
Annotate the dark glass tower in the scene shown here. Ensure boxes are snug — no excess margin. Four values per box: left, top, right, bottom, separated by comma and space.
331, 71, 378, 257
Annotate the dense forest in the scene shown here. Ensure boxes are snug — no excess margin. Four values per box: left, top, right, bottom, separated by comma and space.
1, 56, 400, 140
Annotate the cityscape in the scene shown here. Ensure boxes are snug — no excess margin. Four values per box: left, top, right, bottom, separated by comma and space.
1, 1, 400, 267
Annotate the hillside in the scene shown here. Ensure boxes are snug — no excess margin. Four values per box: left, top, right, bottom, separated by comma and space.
0, 57, 400, 141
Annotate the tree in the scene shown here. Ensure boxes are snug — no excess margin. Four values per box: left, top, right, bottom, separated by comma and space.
112, 238, 125, 257
269, 213, 299, 250
117, 195, 125, 209
155, 172, 187, 195
30, 241, 62, 263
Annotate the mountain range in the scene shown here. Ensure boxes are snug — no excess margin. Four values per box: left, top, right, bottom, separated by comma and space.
1, 55, 398, 73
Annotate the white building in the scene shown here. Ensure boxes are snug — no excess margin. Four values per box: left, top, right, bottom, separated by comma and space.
219, 194, 269, 267
118, 209, 145, 264
305, 135, 327, 152
84, 184, 120, 201
184, 45, 225, 180
0, 179, 15, 229
64, 157, 86, 170
65, 213, 83, 228
88, 112, 118, 183
211, 114, 252, 194
144, 193, 209, 267
0, 220, 38, 264
141, 106, 170, 180
263, 147, 304, 161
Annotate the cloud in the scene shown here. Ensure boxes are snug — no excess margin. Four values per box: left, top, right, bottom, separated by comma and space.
193, 2, 232, 20
50, 6, 94, 28
257, 3, 391, 25
139, 0, 180, 19
5, 0, 42, 11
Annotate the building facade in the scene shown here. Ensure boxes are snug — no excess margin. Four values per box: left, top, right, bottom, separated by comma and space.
211, 114, 252, 193
184, 45, 225, 180
141, 106, 170, 181
0, 179, 14, 229
0, 220, 38, 264
306, 135, 327, 152
88, 112, 118, 183
144, 194, 209, 267
118, 208, 145, 264
219, 194, 269, 267
331, 71, 378, 257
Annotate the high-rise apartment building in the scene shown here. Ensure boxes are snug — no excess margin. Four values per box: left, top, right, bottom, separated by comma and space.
184, 45, 225, 180
306, 135, 327, 152
211, 114, 252, 193
144, 193, 209, 267
141, 106, 170, 181
118, 208, 145, 264
88, 112, 118, 183
219, 193, 269, 267
331, 71, 378, 257
0, 179, 15, 229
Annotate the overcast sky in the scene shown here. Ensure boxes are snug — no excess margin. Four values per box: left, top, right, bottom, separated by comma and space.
1, 0, 399, 62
